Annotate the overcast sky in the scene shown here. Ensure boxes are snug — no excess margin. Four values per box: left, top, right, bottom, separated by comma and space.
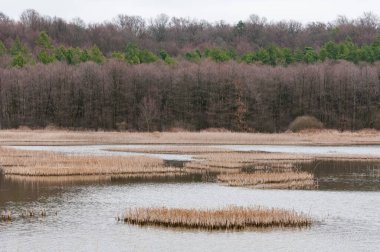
2, 0, 380, 24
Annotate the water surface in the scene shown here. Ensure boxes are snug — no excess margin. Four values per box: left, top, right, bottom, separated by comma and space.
1, 175, 380, 252
1, 145, 380, 251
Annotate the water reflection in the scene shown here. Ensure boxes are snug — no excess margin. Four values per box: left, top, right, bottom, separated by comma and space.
0, 173, 204, 207
297, 160, 380, 191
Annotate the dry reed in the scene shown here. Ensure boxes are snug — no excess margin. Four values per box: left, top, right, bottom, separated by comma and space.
3, 175, 112, 185
1, 210, 12, 222
185, 152, 313, 171
123, 206, 312, 230
1, 209, 48, 222
0, 147, 177, 176
1, 129, 380, 146
217, 172, 316, 189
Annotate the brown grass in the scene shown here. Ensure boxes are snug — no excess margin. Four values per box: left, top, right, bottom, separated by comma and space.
123, 206, 312, 230
1, 209, 48, 222
1, 129, 380, 146
1, 210, 12, 222
3, 175, 112, 184
288, 116, 324, 132
4, 172, 194, 187
185, 152, 313, 172
0, 147, 177, 176
217, 172, 316, 189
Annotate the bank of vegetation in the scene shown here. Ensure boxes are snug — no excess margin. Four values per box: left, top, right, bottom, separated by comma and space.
1, 11, 380, 132
0, 147, 176, 176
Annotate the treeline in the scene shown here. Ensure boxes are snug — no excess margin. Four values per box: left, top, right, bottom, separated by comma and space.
1, 10, 380, 67
1, 60, 380, 132
2, 30, 380, 68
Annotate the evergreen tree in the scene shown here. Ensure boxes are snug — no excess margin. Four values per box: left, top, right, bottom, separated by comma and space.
11, 53, 27, 67
205, 48, 234, 62
54, 46, 67, 61
372, 35, 380, 61
37, 50, 55, 64
324, 41, 339, 60
0, 40, 6, 56
36, 32, 55, 64
89, 46, 104, 63
139, 49, 158, 63
234, 20, 246, 36
282, 48, 294, 65
125, 43, 141, 64
256, 49, 271, 64
303, 47, 319, 64
10, 37, 28, 56
160, 50, 175, 64
36, 31, 53, 49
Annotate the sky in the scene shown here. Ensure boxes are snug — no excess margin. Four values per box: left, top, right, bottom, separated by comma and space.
1, 0, 380, 24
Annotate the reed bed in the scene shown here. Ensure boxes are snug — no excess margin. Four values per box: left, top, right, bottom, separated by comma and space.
185, 152, 313, 171
3, 175, 112, 185
3, 172, 196, 187
123, 206, 312, 230
217, 172, 316, 189
0, 147, 177, 176
1, 129, 380, 146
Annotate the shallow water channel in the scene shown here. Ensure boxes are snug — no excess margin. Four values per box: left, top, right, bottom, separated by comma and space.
1, 145, 380, 251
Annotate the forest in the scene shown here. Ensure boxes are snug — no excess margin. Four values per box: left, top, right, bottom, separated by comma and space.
0, 10, 380, 131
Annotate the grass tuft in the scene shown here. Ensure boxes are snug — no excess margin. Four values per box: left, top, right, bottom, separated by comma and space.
123, 206, 312, 230
217, 172, 316, 189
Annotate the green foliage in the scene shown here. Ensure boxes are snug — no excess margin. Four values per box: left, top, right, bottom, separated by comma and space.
6, 34, 380, 67
293, 49, 304, 62
238, 36, 380, 66
319, 48, 327, 61
11, 53, 28, 67
89, 46, 104, 63
80, 49, 90, 62
35, 32, 55, 64
160, 50, 175, 64
54, 46, 67, 61
0, 40, 6, 56
185, 50, 202, 62
125, 43, 141, 64
372, 35, 380, 61
10, 37, 28, 56
303, 47, 318, 64
256, 49, 271, 64
234, 21, 246, 36
38, 50, 55, 64
139, 49, 159, 63
359, 45, 375, 63
324, 41, 339, 60
204, 48, 235, 62
240, 52, 257, 63
36, 31, 53, 49
111, 51, 125, 61
10, 37, 31, 67
266, 45, 284, 65
64, 48, 82, 65
124, 42, 159, 64
282, 48, 294, 65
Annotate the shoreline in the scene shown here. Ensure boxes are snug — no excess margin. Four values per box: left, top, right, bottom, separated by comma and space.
1, 129, 380, 146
